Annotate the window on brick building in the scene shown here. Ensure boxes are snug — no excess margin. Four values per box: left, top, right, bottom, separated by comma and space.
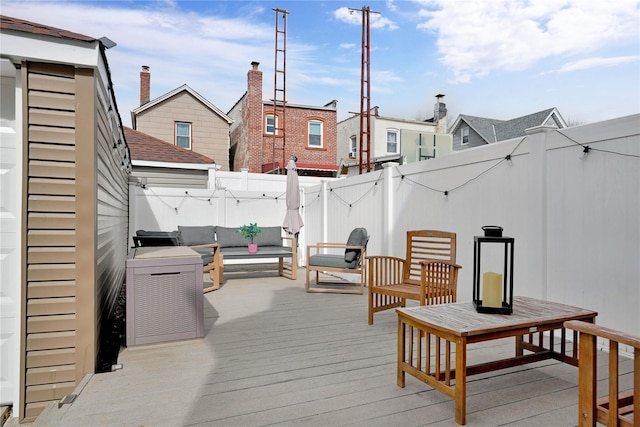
265, 114, 278, 135
176, 122, 191, 149
308, 119, 323, 148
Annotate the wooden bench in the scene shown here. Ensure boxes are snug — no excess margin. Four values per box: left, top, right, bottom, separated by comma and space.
564, 320, 639, 427
367, 230, 461, 325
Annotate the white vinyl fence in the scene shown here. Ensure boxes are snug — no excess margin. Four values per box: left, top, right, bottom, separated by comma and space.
130, 115, 639, 345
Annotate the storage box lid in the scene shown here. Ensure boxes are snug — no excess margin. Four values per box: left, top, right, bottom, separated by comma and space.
134, 246, 198, 259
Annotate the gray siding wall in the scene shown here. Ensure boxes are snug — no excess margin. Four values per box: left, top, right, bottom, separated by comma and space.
452, 124, 487, 151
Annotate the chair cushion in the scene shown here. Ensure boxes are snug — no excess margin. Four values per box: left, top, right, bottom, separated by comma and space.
253, 226, 283, 247
344, 228, 368, 263
134, 230, 182, 247
178, 225, 216, 246
309, 254, 358, 269
191, 247, 214, 266
216, 226, 249, 248
136, 229, 180, 238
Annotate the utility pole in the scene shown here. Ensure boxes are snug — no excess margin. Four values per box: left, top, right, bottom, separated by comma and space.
272, 8, 288, 174
349, 5, 378, 174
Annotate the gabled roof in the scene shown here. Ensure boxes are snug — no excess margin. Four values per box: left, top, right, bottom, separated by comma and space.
450, 108, 566, 143
124, 127, 215, 164
1, 15, 95, 42
131, 84, 233, 127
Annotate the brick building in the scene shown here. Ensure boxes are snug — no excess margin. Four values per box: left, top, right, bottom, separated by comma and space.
228, 62, 338, 176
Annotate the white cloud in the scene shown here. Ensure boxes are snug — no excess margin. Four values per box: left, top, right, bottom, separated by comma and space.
340, 43, 356, 49
415, 0, 640, 83
334, 6, 398, 31
558, 56, 640, 73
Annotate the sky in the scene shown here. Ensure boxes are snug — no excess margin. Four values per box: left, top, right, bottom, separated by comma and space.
2, 0, 639, 128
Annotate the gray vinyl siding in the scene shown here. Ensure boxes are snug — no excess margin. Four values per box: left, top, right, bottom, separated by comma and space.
452, 125, 487, 151
129, 167, 208, 189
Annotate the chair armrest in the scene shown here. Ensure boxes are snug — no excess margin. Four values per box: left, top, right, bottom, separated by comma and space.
281, 236, 296, 248
419, 259, 462, 269
188, 243, 219, 250
310, 242, 347, 248
367, 256, 406, 288
419, 260, 461, 304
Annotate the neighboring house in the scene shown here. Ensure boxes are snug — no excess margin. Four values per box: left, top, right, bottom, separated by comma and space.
125, 126, 218, 189
131, 67, 233, 171
337, 96, 452, 176
449, 107, 567, 151
0, 15, 130, 422
227, 62, 338, 177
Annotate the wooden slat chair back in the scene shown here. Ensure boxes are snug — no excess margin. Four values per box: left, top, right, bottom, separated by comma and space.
368, 230, 460, 324
403, 230, 457, 285
564, 320, 639, 427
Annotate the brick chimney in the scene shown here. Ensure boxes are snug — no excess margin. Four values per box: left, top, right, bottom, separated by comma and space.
140, 65, 150, 105
247, 61, 263, 173
434, 94, 447, 133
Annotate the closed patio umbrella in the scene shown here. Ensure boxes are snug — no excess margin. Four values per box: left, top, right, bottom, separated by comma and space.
283, 157, 303, 235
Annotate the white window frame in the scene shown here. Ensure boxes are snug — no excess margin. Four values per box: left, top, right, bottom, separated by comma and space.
265, 113, 278, 135
386, 129, 399, 154
461, 127, 469, 145
349, 135, 357, 158
175, 122, 191, 149
308, 119, 323, 148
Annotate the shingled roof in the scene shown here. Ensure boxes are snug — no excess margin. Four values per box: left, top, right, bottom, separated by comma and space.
1, 15, 96, 42
124, 127, 215, 164
452, 108, 566, 144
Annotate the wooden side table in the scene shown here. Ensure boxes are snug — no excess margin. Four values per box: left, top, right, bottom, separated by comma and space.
397, 296, 597, 425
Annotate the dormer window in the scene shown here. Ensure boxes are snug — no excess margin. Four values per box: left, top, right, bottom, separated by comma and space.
461, 127, 469, 145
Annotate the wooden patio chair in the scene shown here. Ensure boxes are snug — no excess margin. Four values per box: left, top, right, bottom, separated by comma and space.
368, 229, 460, 324
564, 320, 639, 427
306, 227, 369, 294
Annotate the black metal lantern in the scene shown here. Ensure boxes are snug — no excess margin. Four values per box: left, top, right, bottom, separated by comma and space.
473, 226, 514, 314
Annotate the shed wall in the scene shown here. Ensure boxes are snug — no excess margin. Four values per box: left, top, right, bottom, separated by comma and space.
20, 61, 129, 422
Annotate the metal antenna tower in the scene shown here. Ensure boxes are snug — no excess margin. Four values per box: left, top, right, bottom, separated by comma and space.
272, 8, 288, 174
349, 5, 378, 174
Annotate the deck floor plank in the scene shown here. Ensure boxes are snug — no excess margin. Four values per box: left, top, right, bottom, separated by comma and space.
29, 269, 630, 427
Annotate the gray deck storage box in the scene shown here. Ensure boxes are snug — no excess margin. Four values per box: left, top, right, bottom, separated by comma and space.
126, 247, 204, 346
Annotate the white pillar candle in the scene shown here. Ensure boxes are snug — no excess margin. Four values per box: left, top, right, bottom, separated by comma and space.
482, 272, 503, 308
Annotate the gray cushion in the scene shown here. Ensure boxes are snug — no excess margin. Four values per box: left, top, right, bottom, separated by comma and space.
216, 226, 250, 248
133, 230, 181, 247
136, 229, 179, 238
178, 225, 216, 246
253, 226, 282, 247
344, 228, 368, 263
309, 254, 358, 269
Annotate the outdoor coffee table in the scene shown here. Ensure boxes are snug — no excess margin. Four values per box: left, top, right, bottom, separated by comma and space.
396, 296, 597, 425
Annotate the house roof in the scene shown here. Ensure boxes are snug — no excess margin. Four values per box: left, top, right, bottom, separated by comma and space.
1, 15, 96, 42
450, 108, 566, 143
131, 84, 233, 127
124, 127, 215, 164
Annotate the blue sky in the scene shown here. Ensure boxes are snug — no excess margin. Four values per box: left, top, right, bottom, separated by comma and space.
3, 0, 639, 127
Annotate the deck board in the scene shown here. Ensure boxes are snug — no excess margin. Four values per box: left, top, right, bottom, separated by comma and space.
29, 268, 631, 426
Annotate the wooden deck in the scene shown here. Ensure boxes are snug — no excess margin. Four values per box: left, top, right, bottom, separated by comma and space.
29, 266, 634, 427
